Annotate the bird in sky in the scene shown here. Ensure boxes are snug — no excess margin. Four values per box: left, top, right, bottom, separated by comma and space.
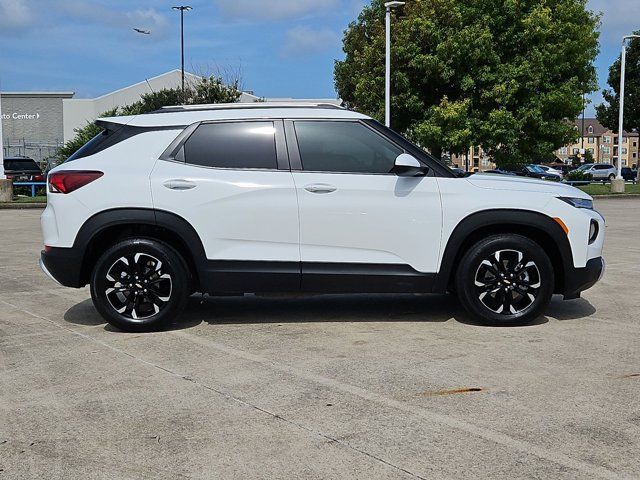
133, 28, 151, 35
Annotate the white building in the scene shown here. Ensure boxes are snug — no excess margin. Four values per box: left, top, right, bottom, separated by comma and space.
2, 69, 341, 162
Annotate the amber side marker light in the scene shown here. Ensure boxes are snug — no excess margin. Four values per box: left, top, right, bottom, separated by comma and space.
553, 217, 569, 235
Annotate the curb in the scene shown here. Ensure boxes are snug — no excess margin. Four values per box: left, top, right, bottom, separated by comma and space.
0, 203, 47, 209
592, 194, 640, 199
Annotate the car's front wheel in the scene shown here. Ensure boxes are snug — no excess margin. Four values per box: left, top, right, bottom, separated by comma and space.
90, 238, 190, 332
455, 234, 554, 326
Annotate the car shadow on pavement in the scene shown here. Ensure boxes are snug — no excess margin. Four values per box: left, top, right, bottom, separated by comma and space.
63, 293, 596, 332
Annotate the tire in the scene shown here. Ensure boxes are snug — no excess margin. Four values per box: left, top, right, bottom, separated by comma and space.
455, 234, 554, 326
608, 174, 615, 182
90, 238, 190, 332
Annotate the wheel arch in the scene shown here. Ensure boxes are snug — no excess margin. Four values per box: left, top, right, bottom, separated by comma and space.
75, 208, 207, 288
434, 209, 574, 295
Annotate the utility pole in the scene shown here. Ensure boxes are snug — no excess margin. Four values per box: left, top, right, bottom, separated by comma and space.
613, 34, 640, 193
172, 6, 192, 98
0, 84, 5, 179
384, 1, 405, 128
581, 93, 585, 152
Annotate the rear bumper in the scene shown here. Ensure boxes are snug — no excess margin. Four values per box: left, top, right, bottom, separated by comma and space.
563, 257, 605, 300
40, 247, 85, 288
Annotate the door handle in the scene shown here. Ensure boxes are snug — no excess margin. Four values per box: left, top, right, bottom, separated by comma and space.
304, 183, 337, 194
163, 179, 196, 191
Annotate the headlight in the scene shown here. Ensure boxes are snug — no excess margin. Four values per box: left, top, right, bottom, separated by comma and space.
558, 197, 594, 210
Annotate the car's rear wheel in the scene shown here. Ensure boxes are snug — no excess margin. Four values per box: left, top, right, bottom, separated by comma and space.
455, 234, 554, 326
608, 174, 615, 182
90, 238, 190, 332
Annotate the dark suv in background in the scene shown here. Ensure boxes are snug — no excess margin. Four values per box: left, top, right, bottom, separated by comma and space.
2, 156, 43, 181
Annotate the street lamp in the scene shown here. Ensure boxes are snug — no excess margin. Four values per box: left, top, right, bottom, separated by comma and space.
172, 6, 192, 97
0, 83, 4, 179
385, 1, 405, 128
614, 34, 640, 191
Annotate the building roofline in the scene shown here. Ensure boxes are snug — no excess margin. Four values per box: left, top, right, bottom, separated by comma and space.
1, 92, 75, 98
89, 70, 202, 101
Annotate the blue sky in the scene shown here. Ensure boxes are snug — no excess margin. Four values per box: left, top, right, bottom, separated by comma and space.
0, 0, 638, 116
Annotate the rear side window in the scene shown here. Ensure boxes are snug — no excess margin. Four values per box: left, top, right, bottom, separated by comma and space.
294, 121, 402, 174
183, 121, 277, 169
66, 122, 145, 162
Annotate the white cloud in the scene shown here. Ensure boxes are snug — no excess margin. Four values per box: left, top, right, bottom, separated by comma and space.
281, 26, 340, 57
0, 0, 33, 31
214, 0, 340, 21
588, 0, 640, 42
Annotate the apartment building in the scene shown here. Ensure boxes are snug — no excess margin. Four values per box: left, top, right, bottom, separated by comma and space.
450, 145, 496, 171
555, 118, 639, 167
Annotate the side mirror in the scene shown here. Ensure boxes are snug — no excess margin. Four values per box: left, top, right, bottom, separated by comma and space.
392, 153, 428, 177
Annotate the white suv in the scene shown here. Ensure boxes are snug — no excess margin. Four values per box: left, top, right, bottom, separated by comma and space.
577, 163, 618, 181
40, 103, 605, 331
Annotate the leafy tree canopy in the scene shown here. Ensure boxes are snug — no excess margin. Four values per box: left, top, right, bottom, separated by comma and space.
335, 0, 600, 168
58, 75, 241, 159
596, 34, 640, 133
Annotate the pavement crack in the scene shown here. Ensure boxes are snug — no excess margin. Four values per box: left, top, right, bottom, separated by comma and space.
178, 374, 428, 480
1, 299, 629, 480
0, 299, 425, 479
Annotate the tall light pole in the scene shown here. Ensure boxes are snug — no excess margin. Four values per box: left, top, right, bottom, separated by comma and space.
172, 6, 192, 97
385, 1, 405, 128
615, 34, 640, 190
0, 85, 5, 179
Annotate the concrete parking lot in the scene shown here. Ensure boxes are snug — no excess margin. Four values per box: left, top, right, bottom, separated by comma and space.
1, 199, 639, 479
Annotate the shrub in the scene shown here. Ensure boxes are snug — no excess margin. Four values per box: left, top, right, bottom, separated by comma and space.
566, 170, 593, 182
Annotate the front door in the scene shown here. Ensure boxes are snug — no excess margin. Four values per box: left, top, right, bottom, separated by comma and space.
287, 120, 442, 292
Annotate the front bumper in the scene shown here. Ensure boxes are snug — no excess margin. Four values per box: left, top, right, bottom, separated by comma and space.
563, 256, 605, 300
40, 247, 85, 288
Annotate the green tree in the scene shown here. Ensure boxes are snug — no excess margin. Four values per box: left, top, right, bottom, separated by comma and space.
58, 75, 242, 159
335, 0, 600, 168
596, 33, 640, 133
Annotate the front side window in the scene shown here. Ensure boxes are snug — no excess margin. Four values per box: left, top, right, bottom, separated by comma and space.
183, 121, 277, 169
294, 121, 403, 174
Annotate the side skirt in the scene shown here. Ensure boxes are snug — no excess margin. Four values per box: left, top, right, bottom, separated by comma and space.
199, 261, 436, 294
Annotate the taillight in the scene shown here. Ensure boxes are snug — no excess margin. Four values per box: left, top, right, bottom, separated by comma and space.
48, 171, 103, 194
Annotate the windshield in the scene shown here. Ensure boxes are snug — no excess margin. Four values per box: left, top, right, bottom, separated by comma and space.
577, 164, 593, 171
526, 165, 545, 173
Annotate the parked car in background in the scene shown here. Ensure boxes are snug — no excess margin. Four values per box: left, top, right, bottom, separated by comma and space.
537, 165, 564, 177
576, 163, 617, 182
450, 167, 468, 177
621, 167, 638, 183
2, 156, 43, 181
511, 165, 562, 181
483, 169, 518, 175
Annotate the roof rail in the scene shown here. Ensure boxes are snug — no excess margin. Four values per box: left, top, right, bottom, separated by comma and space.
151, 102, 345, 114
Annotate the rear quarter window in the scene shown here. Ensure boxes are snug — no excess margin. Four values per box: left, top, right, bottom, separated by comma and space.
66, 123, 144, 162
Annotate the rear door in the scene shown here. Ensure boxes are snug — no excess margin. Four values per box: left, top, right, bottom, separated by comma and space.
286, 119, 442, 292
150, 120, 300, 291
